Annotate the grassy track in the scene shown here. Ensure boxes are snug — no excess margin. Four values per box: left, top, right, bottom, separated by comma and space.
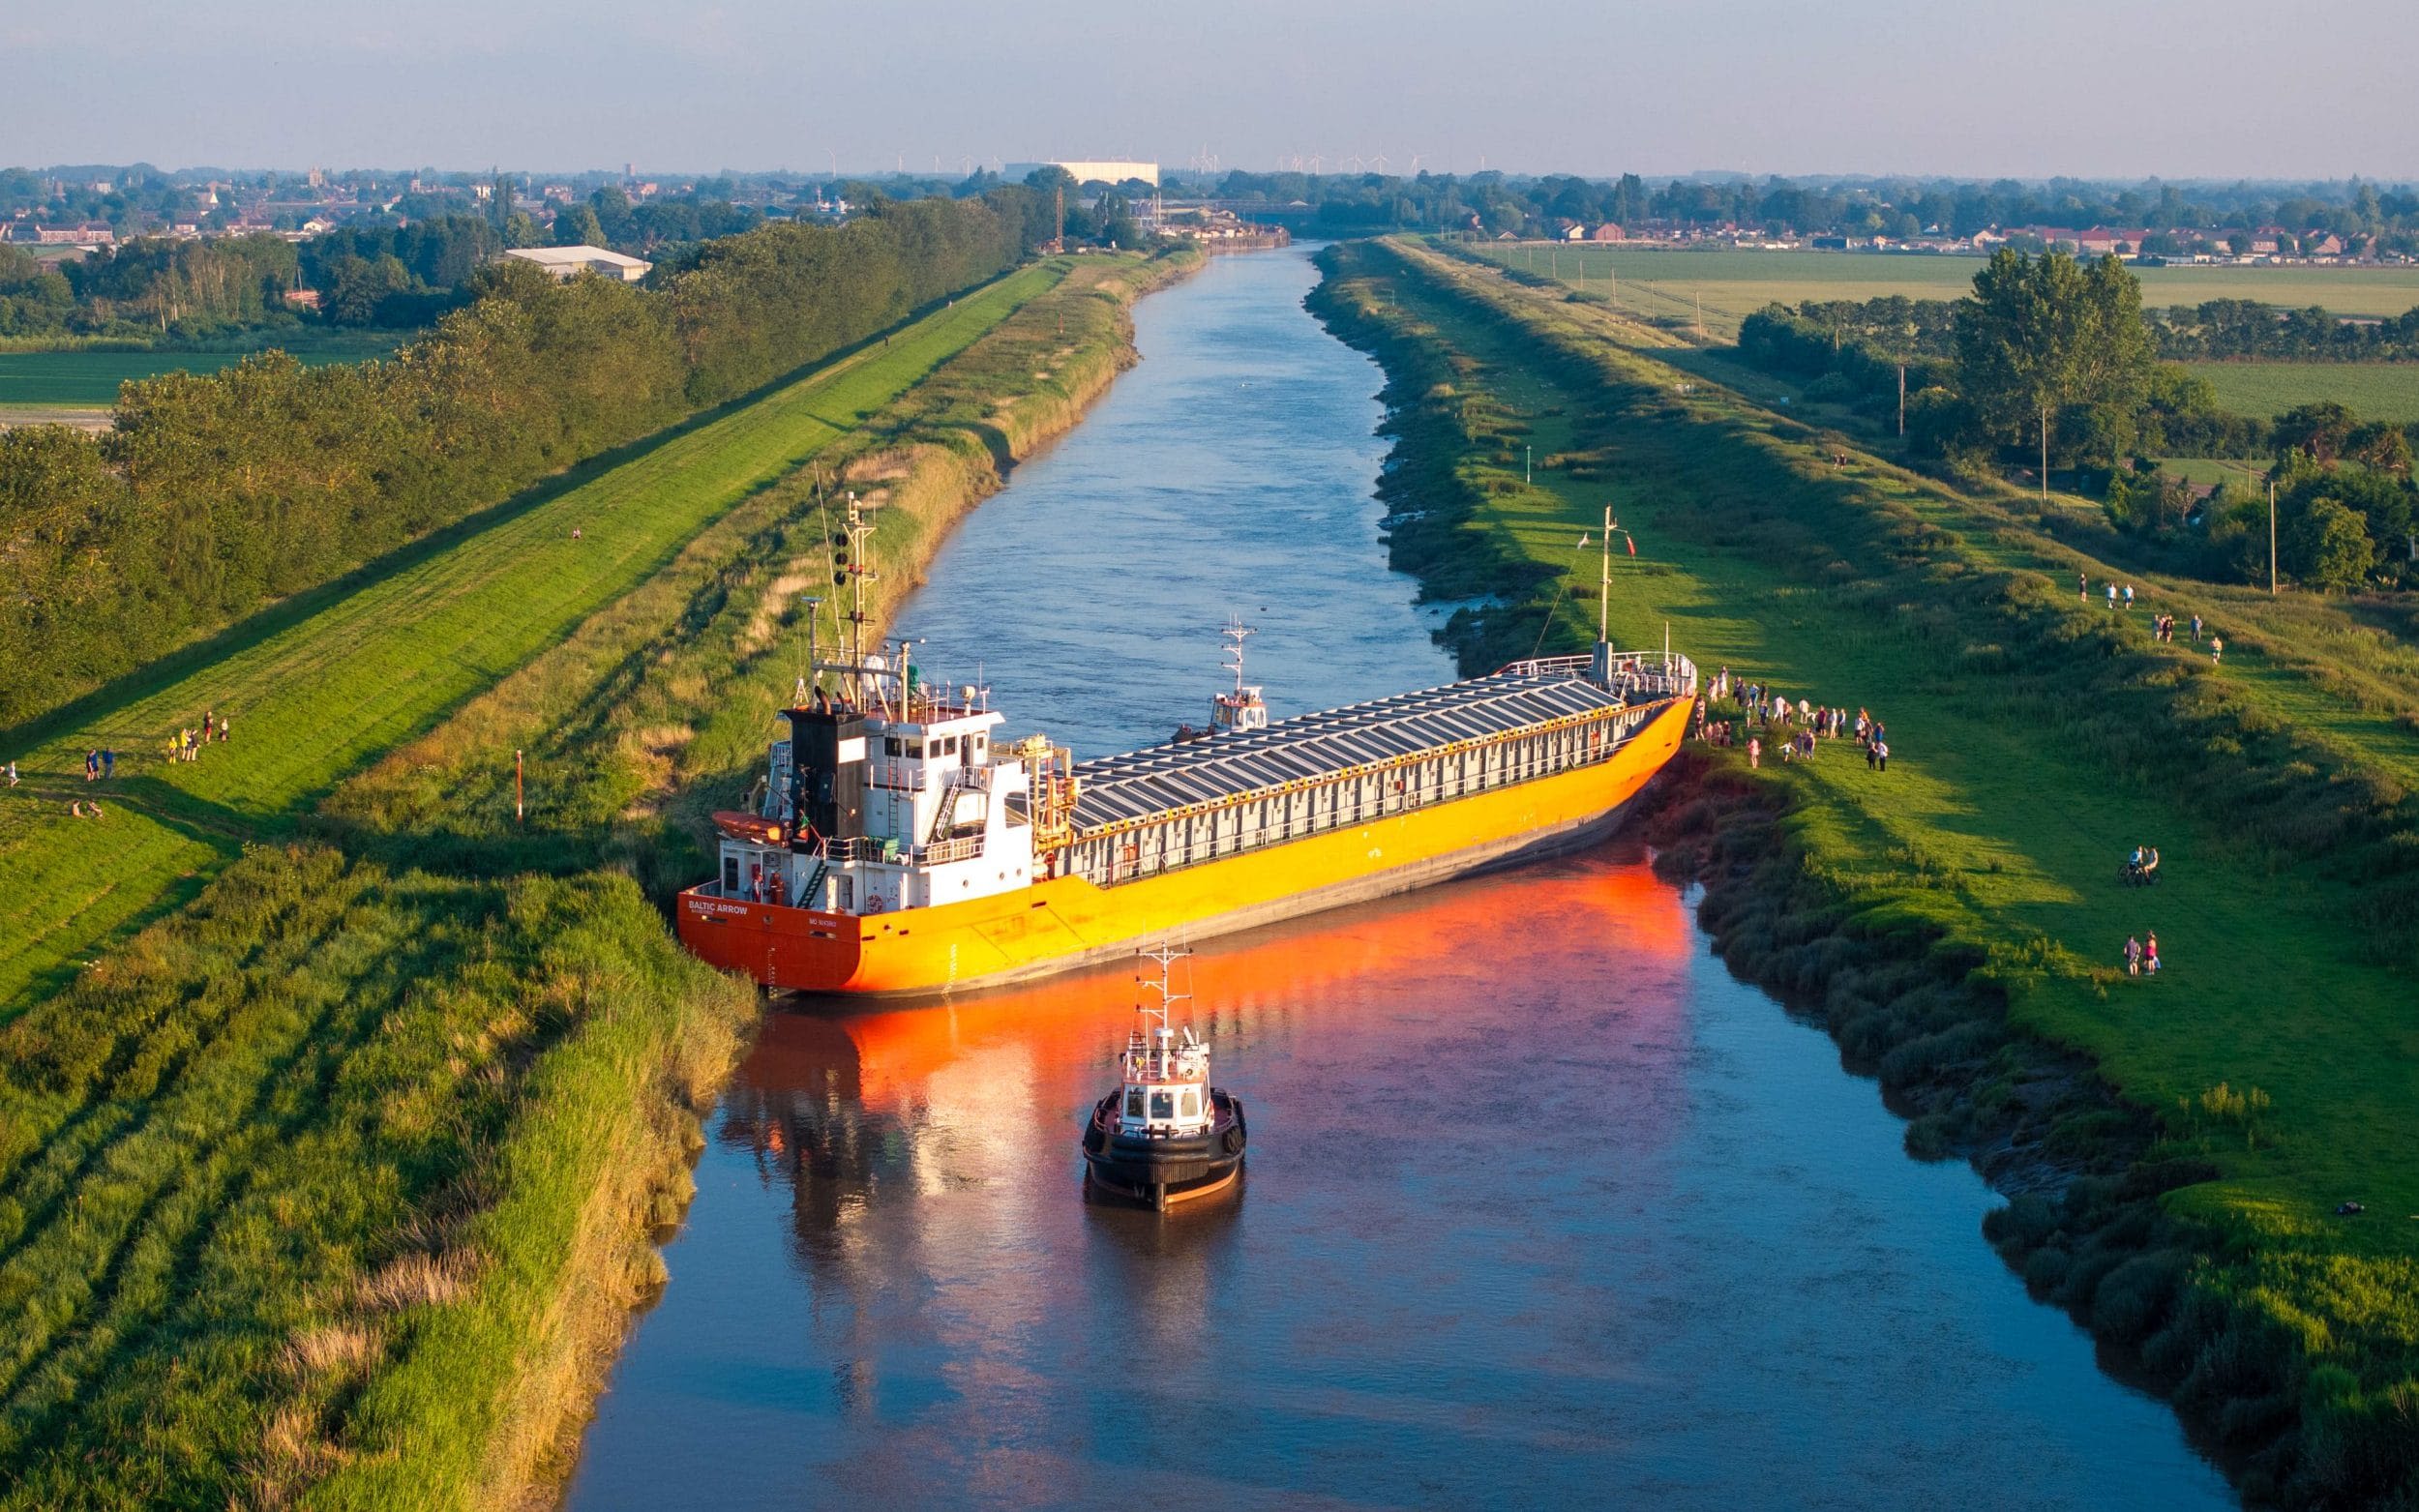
1320, 239, 2419, 1500
0, 253, 1190, 1511
0, 336, 404, 407
0, 264, 1061, 1018
2182, 361, 2419, 423
1469, 244, 2419, 341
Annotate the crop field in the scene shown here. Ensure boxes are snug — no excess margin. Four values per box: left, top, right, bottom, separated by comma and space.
2182, 361, 2419, 422
0, 333, 404, 408
0, 264, 1062, 1020
1470, 243, 2419, 340
1321, 239, 2419, 1498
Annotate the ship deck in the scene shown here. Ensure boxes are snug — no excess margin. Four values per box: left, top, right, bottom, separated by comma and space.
1070, 662, 1673, 832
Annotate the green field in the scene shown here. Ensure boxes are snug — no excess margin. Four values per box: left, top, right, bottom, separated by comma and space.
1324, 240, 2419, 1501
2183, 361, 2419, 423
1473, 243, 2419, 340
0, 265, 1061, 1020
0, 334, 405, 407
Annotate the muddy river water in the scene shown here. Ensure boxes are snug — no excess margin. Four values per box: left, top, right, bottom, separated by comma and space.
565, 247, 2229, 1509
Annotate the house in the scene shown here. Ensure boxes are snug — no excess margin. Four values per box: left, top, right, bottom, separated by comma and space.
2305, 233, 2344, 257
1589, 223, 1626, 242
1561, 223, 1588, 242
36, 223, 114, 247
503, 245, 653, 282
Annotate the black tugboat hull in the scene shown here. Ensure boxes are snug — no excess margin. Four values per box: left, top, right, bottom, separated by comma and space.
1082, 1093, 1246, 1209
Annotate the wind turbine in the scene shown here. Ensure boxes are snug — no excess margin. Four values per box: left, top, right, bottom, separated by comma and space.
1372, 151, 1389, 174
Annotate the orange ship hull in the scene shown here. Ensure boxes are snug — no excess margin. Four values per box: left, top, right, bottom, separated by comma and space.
676, 694, 1689, 996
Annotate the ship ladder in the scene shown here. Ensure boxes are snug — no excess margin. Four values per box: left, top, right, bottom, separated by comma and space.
799, 856, 829, 910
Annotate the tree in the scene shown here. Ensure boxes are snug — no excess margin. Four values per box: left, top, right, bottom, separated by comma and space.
2274, 402, 2355, 465
1954, 249, 2157, 476
2286, 495, 2374, 592
552, 204, 606, 248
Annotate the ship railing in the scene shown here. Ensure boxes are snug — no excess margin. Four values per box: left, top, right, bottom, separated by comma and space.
1498, 653, 1594, 679
821, 835, 903, 864
1498, 650, 1699, 703
819, 832, 985, 867
919, 833, 985, 866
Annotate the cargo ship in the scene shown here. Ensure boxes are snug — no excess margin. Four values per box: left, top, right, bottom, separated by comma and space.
675, 499, 1697, 996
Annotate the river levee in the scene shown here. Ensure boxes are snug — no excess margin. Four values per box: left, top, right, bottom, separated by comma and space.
563, 247, 2232, 1509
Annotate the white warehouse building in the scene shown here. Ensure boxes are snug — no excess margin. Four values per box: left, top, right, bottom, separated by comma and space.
502, 245, 653, 282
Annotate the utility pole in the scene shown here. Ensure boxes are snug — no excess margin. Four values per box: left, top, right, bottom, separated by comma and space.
1694, 288, 1705, 341
2040, 405, 2051, 505
515, 750, 523, 824
1897, 362, 1907, 437
1525, 445, 1533, 485
2269, 479, 2278, 596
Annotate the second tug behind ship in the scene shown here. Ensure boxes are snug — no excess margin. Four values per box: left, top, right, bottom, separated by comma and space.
677, 498, 1697, 995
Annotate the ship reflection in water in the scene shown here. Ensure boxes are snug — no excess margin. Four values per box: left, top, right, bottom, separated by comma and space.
568, 851, 2227, 1510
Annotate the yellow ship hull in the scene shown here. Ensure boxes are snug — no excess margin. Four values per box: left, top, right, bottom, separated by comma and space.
677, 694, 1690, 996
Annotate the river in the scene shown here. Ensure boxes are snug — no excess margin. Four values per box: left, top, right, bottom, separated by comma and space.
565, 247, 2230, 1509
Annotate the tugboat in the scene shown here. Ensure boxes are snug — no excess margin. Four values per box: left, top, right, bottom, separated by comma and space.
1172, 618, 1269, 744
1082, 946, 1246, 1209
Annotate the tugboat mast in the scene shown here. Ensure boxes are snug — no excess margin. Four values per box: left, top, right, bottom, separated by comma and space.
1222, 618, 1253, 700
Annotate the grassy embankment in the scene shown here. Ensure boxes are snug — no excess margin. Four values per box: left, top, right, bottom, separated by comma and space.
0, 250, 1192, 1510
1470, 243, 2419, 341
1314, 237, 2419, 1504
0, 264, 1059, 1023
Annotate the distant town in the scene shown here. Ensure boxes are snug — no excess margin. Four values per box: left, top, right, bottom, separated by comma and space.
4, 161, 2407, 269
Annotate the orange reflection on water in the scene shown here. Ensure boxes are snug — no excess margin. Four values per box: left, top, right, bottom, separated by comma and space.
777, 849, 1698, 1119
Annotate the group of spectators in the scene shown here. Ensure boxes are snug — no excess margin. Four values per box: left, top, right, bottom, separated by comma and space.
4, 706, 234, 818
1698, 667, 1892, 774
2084, 573, 2224, 665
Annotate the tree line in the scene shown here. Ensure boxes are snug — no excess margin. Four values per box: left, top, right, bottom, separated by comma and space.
1732, 250, 2417, 592
1176, 170, 2419, 252
0, 235, 302, 340
1744, 290, 2419, 367
0, 190, 1047, 727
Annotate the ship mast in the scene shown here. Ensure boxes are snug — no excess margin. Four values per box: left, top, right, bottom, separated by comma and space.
825, 490, 882, 710
1135, 942, 1192, 1074
1222, 617, 1253, 697
1598, 503, 1613, 644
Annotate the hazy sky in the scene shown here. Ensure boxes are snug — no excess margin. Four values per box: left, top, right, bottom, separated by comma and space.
12, 0, 2415, 180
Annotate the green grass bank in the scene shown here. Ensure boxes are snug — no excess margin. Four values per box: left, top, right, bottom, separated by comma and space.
0, 250, 1195, 1511
1311, 237, 2419, 1505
